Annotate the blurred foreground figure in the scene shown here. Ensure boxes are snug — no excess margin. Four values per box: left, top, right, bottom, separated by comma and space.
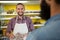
26, 0, 60, 40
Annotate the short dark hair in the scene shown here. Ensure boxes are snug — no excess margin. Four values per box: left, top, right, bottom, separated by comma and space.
40, 0, 50, 20
16, 3, 25, 9
55, 0, 60, 4
17, 3, 24, 6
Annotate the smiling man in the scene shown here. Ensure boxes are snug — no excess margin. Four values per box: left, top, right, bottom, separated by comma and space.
6, 3, 34, 40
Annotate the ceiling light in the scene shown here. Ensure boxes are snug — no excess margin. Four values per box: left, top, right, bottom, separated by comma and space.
0, 1, 28, 3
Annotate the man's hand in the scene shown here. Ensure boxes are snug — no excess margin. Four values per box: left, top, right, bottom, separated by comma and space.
23, 33, 28, 37
9, 33, 15, 39
16, 33, 24, 38
6, 32, 15, 39
15, 33, 28, 39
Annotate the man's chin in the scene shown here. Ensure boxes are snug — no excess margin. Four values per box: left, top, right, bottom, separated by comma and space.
17, 13, 24, 16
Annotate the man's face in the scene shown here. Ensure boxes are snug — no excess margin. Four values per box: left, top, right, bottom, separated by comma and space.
16, 5, 25, 16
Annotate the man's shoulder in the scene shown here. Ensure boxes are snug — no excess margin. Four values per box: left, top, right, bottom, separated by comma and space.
10, 16, 16, 21
25, 16, 32, 21
25, 16, 31, 19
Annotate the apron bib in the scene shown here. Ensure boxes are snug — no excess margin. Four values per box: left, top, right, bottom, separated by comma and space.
10, 16, 28, 40
13, 23, 28, 35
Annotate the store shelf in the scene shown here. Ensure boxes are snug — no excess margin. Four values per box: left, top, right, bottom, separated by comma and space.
24, 13, 40, 15
34, 24, 44, 26
1, 26, 7, 28
0, 13, 40, 16
0, 18, 12, 20
0, 17, 41, 20
1, 24, 44, 28
30, 17, 41, 19
0, 14, 17, 16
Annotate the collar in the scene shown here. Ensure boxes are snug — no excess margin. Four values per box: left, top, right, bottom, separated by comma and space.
45, 14, 60, 25
17, 16, 26, 20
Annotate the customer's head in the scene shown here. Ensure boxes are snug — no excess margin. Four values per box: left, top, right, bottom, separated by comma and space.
45, 0, 60, 7
40, 0, 50, 20
45, 0, 60, 17
46, 0, 60, 5
16, 3, 25, 16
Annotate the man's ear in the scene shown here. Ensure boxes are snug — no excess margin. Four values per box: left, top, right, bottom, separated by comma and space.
46, 0, 52, 5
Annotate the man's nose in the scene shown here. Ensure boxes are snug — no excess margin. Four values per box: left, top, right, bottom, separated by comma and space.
19, 10, 22, 12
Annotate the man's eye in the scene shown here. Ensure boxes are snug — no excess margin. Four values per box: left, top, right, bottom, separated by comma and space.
21, 8, 23, 10
17, 8, 23, 10
18, 8, 20, 10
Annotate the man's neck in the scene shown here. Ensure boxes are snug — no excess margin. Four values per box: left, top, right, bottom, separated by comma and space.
18, 15, 23, 20
51, 5, 60, 17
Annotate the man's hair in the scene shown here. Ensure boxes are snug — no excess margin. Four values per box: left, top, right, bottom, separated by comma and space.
16, 3, 24, 7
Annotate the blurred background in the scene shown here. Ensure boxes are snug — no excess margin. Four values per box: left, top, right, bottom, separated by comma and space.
0, 0, 46, 39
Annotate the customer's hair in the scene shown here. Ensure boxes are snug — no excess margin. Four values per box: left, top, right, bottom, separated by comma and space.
40, 0, 50, 20
55, 0, 60, 4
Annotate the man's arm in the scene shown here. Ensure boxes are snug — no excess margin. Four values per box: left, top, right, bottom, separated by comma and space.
6, 19, 12, 37
6, 20, 12, 33
29, 18, 34, 31
6, 19, 14, 38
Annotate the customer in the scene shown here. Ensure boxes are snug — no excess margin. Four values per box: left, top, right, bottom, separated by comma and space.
26, 0, 60, 40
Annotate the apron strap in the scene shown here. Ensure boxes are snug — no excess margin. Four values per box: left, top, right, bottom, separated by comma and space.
15, 16, 18, 23
15, 16, 27, 23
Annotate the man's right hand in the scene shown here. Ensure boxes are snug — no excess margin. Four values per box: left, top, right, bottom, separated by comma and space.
9, 33, 15, 39
16, 33, 24, 38
6, 32, 15, 39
